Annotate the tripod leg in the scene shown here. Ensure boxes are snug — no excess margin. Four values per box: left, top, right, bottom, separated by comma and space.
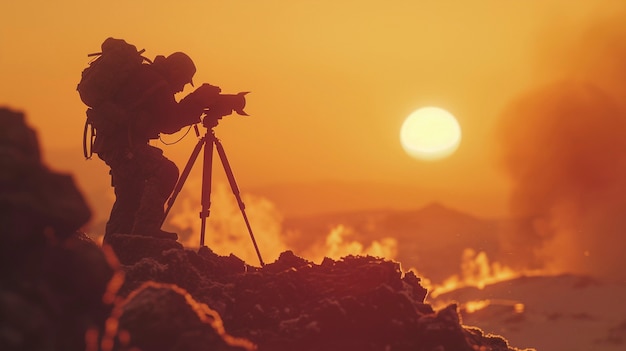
163, 134, 205, 224
214, 137, 265, 266
199, 134, 215, 247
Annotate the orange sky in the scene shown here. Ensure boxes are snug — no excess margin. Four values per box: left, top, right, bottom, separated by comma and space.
1, 1, 623, 227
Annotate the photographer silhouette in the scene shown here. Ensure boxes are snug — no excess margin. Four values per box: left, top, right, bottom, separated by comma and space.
82, 41, 223, 242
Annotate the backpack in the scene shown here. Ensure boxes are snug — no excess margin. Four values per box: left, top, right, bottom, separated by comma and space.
77, 38, 151, 159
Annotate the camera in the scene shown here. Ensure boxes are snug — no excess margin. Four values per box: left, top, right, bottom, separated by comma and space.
202, 92, 249, 127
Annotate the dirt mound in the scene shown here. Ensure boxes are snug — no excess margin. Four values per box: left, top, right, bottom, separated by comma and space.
104, 233, 532, 351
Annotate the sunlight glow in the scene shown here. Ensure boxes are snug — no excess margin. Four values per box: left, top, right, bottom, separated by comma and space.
400, 107, 461, 161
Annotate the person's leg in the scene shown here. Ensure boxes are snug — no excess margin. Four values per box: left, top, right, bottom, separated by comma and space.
131, 146, 179, 239
104, 168, 144, 238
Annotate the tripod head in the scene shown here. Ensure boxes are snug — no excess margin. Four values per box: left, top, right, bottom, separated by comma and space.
202, 92, 250, 128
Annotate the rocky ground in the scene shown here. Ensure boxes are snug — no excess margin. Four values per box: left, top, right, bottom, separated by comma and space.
99, 233, 534, 351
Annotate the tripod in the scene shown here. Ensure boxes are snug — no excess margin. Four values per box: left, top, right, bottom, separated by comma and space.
163, 121, 265, 267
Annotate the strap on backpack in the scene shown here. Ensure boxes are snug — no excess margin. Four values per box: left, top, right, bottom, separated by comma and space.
88, 48, 152, 63
83, 118, 95, 160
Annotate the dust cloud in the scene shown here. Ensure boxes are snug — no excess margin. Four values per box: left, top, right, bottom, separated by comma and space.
303, 224, 398, 263
165, 180, 399, 267
497, 12, 626, 281
165, 179, 288, 265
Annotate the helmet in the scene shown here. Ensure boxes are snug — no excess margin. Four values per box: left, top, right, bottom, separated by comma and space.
165, 52, 196, 87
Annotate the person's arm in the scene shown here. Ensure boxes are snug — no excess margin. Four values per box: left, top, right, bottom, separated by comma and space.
159, 83, 222, 134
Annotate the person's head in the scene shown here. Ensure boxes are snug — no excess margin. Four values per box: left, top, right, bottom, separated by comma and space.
154, 52, 196, 93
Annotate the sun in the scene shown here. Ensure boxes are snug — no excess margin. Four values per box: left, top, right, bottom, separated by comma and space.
400, 107, 462, 161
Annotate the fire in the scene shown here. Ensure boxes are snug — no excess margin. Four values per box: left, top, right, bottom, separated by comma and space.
464, 299, 490, 313
429, 248, 521, 298
461, 299, 525, 314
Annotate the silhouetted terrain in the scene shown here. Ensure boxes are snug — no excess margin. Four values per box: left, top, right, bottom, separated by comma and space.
97, 233, 533, 351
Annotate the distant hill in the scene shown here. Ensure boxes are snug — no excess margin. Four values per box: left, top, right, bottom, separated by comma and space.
249, 181, 508, 219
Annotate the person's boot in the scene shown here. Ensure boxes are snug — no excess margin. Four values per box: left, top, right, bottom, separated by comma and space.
131, 223, 178, 240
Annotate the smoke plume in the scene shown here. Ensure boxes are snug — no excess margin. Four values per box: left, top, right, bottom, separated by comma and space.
165, 179, 288, 265
497, 14, 626, 281
165, 179, 399, 266
306, 224, 398, 263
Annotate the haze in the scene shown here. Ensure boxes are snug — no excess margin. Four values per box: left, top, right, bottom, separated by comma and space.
2, 1, 626, 277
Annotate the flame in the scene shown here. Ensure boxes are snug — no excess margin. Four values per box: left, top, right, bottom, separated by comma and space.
460, 299, 525, 315
464, 299, 490, 313
429, 248, 536, 298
